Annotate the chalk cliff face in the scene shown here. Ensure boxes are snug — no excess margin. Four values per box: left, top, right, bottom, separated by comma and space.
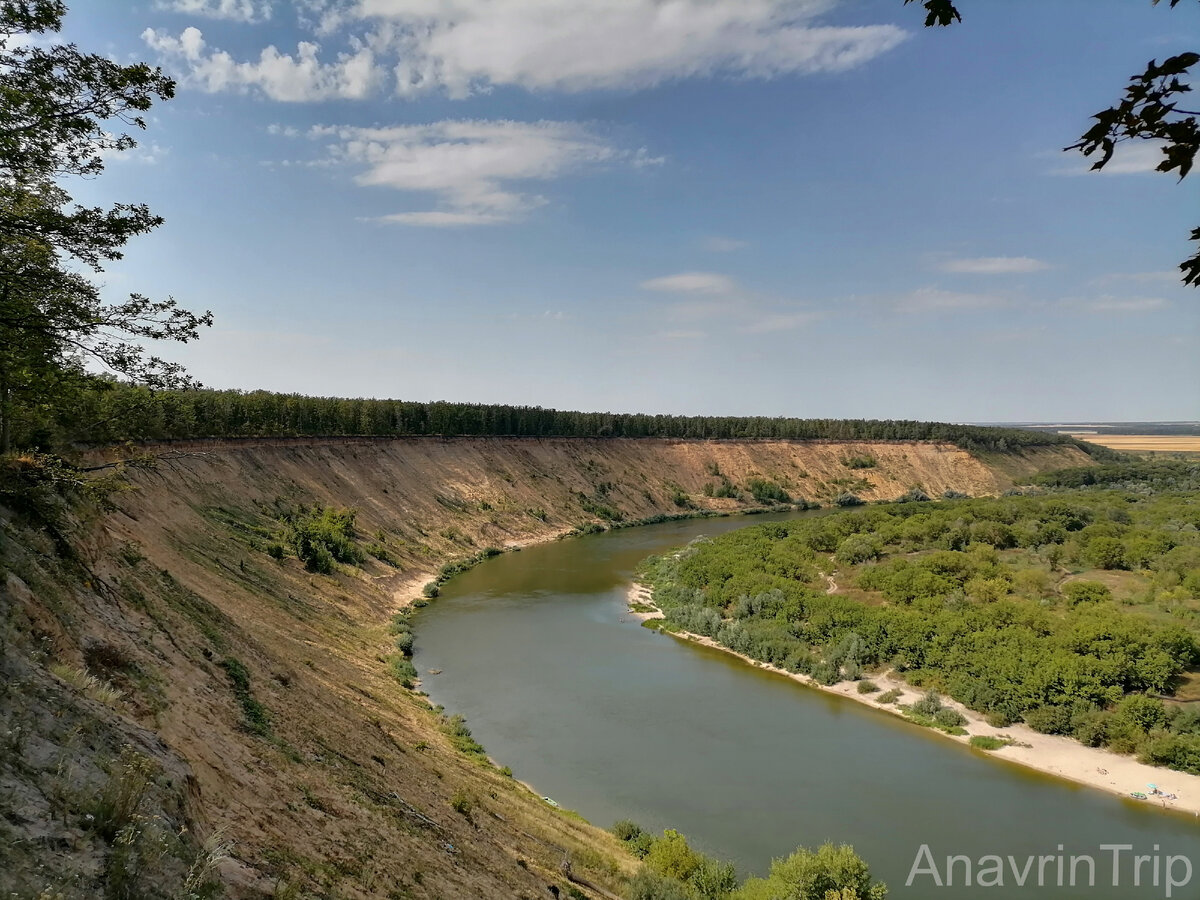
1, 438, 1090, 899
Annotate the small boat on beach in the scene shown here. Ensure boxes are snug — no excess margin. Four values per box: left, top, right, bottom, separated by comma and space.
1130, 792, 1148, 800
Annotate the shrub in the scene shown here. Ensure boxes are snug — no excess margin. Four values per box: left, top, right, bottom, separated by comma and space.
942, 489, 969, 499
612, 820, 646, 842
746, 477, 790, 504
876, 688, 902, 704
835, 492, 864, 507
1085, 536, 1128, 570
837, 535, 882, 565
969, 735, 1011, 751
389, 656, 418, 688
421, 581, 440, 599
395, 632, 415, 656
935, 707, 967, 729
896, 487, 931, 503
911, 691, 944, 717
266, 542, 285, 560
1024, 705, 1073, 735
284, 505, 364, 573
1062, 580, 1112, 606
90, 747, 159, 842
856, 680, 879, 694
842, 454, 877, 469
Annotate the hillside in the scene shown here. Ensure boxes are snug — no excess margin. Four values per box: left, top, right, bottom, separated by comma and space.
1, 437, 1092, 899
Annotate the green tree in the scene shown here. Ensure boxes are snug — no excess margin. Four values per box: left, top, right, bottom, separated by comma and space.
0, 1, 210, 451
733, 843, 887, 900
907, 0, 1199, 286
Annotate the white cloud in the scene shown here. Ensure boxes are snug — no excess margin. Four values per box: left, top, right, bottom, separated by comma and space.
1082, 296, 1168, 313
738, 311, 819, 333
938, 256, 1050, 275
1051, 140, 1169, 176
302, 119, 637, 226
1090, 270, 1180, 286
366, 0, 908, 97
640, 272, 737, 294
895, 287, 1005, 313
147, 1, 907, 100
156, 0, 272, 22
142, 27, 381, 101
704, 236, 748, 252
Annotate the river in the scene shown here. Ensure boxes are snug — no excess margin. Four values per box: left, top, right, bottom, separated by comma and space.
413, 512, 1199, 899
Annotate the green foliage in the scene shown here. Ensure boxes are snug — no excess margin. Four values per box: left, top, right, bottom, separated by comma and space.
218, 657, 270, 737
389, 655, 418, 688
841, 454, 877, 470
1062, 580, 1112, 606
89, 747, 159, 842
733, 843, 887, 900
440, 713, 488, 760
281, 505, 363, 573
745, 477, 790, 504
876, 688, 902, 704
640, 489, 1200, 771
969, 735, 1013, 751
856, 680, 879, 694
26, 380, 1111, 456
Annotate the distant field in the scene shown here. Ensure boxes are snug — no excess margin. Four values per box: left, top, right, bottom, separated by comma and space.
1071, 434, 1200, 453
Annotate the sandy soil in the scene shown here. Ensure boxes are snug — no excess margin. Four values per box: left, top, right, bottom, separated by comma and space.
627, 584, 1200, 819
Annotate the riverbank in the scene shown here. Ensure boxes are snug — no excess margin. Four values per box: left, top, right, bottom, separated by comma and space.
627, 583, 1200, 819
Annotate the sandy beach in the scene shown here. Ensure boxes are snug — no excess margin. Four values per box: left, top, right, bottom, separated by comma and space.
627, 583, 1200, 819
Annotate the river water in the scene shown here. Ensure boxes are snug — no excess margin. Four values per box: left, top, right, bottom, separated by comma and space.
413, 512, 1200, 898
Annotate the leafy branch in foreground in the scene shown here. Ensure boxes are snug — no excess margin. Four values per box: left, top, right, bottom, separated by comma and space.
907, 0, 1200, 286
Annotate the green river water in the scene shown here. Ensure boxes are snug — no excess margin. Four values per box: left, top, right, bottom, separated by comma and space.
413, 511, 1200, 899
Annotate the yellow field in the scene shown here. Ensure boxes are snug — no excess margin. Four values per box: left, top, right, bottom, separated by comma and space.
1070, 434, 1200, 453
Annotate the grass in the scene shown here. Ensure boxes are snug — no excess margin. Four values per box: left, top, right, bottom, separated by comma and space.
969, 735, 1016, 751
89, 747, 159, 842
50, 662, 124, 706
219, 657, 272, 737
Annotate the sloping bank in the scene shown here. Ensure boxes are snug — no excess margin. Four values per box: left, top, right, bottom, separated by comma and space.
3, 436, 1089, 898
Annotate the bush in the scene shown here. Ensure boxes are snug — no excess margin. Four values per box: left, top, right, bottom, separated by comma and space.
1024, 705, 1073, 735
856, 680, 879, 694
746, 478, 790, 504
284, 505, 364, 573
266, 542, 285, 559
1062, 580, 1112, 606
911, 691, 943, 717
389, 656, 418, 688
842, 454, 877, 469
969, 735, 1011, 751
835, 492, 864, 507
421, 581, 440, 599
934, 707, 966, 728
612, 820, 646, 842
876, 688, 902, 704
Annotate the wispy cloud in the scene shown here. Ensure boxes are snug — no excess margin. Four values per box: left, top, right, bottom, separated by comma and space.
895, 287, 1007, 313
937, 256, 1050, 275
155, 0, 272, 22
644, 272, 819, 335
738, 311, 821, 334
1050, 140, 1168, 176
641, 272, 737, 294
1090, 270, 1181, 286
293, 120, 645, 226
1079, 296, 1169, 313
704, 236, 748, 252
146, 1, 908, 100
142, 26, 381, 101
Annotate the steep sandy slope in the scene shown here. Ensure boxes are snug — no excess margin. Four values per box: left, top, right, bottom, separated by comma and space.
1, 437, 1091, 899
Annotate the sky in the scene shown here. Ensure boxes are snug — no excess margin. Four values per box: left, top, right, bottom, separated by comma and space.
63, 0, 1200, 422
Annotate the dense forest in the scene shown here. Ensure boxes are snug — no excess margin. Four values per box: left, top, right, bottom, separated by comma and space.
13, 381, 1118, 456
639, 480, 1200, 775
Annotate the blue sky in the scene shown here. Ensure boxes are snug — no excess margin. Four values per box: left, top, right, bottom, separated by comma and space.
66, 0, 1198, 421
